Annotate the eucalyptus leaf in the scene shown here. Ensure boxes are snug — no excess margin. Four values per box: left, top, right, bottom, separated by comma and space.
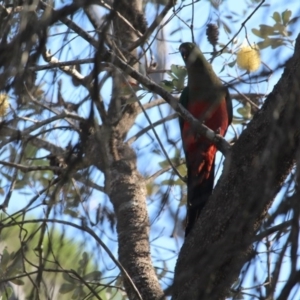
83, 270, 102, 281
10, 278, 24, 286
282, 9, 292, 25
272, 11, 281, 23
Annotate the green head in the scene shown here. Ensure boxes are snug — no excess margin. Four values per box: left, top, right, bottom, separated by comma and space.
179, 42, 207, 69
179, 42, 222, 92
179, 42, 225, 104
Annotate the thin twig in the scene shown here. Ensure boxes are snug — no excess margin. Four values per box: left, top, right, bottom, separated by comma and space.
229, 87, 260, 109
145, 159, 185, 184
124, 78, 186, 181
127, 113, 177, 145
0, 146, 25, 209
220, 0, 265, 54
127, 0, 176, 51
142, 98, 167, 110
0, 160, 60, 173
191, 0, 195, 43
254, 220, 292, 241
32, 58, 94, 71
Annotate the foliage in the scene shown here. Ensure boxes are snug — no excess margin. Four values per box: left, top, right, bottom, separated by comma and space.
252, 10, 297, 49
0, 214, 113, 299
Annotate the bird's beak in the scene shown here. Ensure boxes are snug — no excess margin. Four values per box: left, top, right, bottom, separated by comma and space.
179, 46, 188, 60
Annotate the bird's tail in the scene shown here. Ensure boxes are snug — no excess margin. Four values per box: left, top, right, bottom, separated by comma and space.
185, 159, 215, 236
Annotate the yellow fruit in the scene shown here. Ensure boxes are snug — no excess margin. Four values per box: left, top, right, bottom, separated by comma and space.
0, 94, 9, 116
236, 45, 261, 72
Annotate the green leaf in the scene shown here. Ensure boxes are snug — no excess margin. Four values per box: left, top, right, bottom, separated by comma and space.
158, 159, 179, 169
63, 208, 79, 218
160, 80, 174, 92
5, 266, 21, 278
0, 171, 13, 182
228, 59, 236, 68
281, 10, 292, 26
174, 78, 185, 91
10, 278, 24, 285
62, 272, 76, 283
259, 25, 276, 36
0, 248, 11, 269
72, 286, 86, 299
288, 16, 300, 25
237, 103, 252, 120
269, 38, 286, 49
166, 70, 177, 79
273, 23, 286, 34
169, 65, 187, 90
272, 12, 281, 23
222, 21, 231, 34
217, 44, 231, 53
177, 164, 187, 176
78, 252, 89, 271
172, 79, 179, 89
6, 253, 23, 276
161, 178, 184, 186
0, 286, 13, 300
9, 251, 15, 260
82, 252, 88, 263
59, 283, 76, 294
24, 144, 39, 160
159, 159, 170, 168
219, 65, 225, 73
146, 182, 159, 196
252, 28, 265, 39
170, 64, 187, 78
256, 39, 272, 50
83, 270, 102, 281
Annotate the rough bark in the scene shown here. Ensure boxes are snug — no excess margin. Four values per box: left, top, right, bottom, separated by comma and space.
103, 1, 165, 299
172, 33, 300, 300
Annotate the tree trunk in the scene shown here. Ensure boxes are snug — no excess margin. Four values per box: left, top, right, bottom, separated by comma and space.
104, 1, 165, 299
172, 33, 300, 300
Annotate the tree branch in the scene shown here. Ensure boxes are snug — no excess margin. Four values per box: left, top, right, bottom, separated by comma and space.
101, 50, 231, 155
127, 0, 176, 51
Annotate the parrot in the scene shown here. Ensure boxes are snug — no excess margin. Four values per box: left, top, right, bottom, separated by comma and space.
178, 42, 232, 237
